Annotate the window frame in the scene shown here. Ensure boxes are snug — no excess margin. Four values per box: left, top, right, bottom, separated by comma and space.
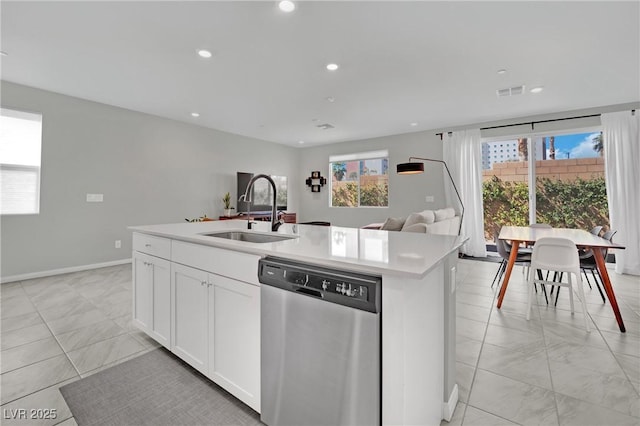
480, 126, 607, 241
329, 150, 389, 208
0, 107, 43, 215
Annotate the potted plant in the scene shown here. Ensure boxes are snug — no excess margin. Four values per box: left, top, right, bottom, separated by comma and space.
222, 192, 235, 217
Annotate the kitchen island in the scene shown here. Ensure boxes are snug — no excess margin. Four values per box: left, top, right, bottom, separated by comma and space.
129, 220, 466, 425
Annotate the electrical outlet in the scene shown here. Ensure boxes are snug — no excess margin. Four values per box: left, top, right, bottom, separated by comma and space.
425, 195, 435, 202
115, 240, 121, 249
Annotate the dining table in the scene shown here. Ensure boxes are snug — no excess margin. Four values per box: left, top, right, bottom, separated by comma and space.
497, 225, 627, 332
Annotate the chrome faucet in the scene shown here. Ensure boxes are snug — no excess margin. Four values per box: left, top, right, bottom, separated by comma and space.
239, 174, 284, 232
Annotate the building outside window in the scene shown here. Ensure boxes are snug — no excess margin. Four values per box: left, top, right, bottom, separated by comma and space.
0, 108, 43, 215
329, 150, 388, 207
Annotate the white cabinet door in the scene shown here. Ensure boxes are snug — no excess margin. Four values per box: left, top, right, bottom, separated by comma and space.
132, 252, 152, 332
208, 274, 261, 412
132, 251, 171, 348
149, 256, 171, 348
171, 263, 209, 374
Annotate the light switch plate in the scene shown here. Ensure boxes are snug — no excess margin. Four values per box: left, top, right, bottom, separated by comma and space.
86, 193, 104, 202
425, 195, 435, 202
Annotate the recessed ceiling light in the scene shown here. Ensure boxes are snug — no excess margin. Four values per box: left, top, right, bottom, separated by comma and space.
410, 122, 418, 127
497, 69, 507, 74
0, 51, 7, 57
326, 96, 335, 103
191, 112, 200, 117
197, 49, 212, 59
530, 86, 544, 93
326, 63, 339, 71
278, 1, 295, 12
298, 140, 305, 144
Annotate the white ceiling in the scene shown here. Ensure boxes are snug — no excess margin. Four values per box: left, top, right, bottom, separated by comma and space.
1, 1, 639, 147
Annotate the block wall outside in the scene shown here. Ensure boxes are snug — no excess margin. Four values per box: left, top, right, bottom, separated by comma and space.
482, 157, 604, 182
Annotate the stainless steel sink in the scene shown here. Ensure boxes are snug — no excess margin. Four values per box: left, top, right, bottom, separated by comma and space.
201, 231, 295, 244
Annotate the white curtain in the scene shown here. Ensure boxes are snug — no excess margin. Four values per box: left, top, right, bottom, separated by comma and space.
601, 111, 640, 276
443, 129, 486, 257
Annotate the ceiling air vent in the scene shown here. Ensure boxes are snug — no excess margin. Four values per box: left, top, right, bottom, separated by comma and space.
316, 123, 334, 130
497, 85, 525, 97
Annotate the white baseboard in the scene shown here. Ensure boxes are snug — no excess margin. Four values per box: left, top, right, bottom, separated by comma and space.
442, 384, 459, 422
1, 258, 132, 284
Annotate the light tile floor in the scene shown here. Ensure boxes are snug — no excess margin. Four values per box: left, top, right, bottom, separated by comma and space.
1, 265, 159, 426
446, 258, 640, 426
1, 259, 638, 426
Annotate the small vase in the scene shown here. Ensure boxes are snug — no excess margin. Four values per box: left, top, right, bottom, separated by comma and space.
224, 209, 232, 217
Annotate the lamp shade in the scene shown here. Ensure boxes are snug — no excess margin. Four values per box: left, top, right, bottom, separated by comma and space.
396, 162, 424, 174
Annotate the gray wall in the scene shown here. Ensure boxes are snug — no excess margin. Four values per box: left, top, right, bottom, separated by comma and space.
1, 82, 300, 279
297, 131, 447, 228
4, 80, 634, 279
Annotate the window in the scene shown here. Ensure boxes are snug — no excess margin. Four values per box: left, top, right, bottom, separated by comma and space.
330, 150, 388, 207
481, 132, 608, 243
0, 108, 43, 214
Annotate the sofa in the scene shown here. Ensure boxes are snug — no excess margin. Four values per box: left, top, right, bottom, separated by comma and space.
363, 207, 461, 236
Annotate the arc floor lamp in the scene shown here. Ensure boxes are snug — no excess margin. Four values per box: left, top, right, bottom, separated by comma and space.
396, 157, 464, 236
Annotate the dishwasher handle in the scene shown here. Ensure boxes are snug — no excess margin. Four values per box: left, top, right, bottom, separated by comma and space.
295, 287, 323, 298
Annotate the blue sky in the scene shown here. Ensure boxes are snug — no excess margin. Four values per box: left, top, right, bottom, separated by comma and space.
485, 132, 602, 162
549, 132, 601, 159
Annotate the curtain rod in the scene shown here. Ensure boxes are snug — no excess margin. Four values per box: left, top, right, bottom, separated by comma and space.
436, 109, 636, 139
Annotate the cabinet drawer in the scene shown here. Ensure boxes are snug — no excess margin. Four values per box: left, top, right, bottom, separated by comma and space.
171, 240, 260, 285
133, 233, 171, 259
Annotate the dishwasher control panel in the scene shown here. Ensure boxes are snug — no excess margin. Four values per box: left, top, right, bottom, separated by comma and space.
282, 270, 369, 302
258, 257, 381, 313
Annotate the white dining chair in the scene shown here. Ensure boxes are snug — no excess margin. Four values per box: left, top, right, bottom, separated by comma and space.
525, 237, 590, 332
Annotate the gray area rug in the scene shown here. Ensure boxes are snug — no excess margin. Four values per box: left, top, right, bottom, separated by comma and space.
60, 348, 262, 426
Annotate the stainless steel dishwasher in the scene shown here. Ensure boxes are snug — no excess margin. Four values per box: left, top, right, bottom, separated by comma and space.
258, 256, 382, 426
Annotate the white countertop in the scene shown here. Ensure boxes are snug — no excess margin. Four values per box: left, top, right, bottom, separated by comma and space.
129, 220, 466, 278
